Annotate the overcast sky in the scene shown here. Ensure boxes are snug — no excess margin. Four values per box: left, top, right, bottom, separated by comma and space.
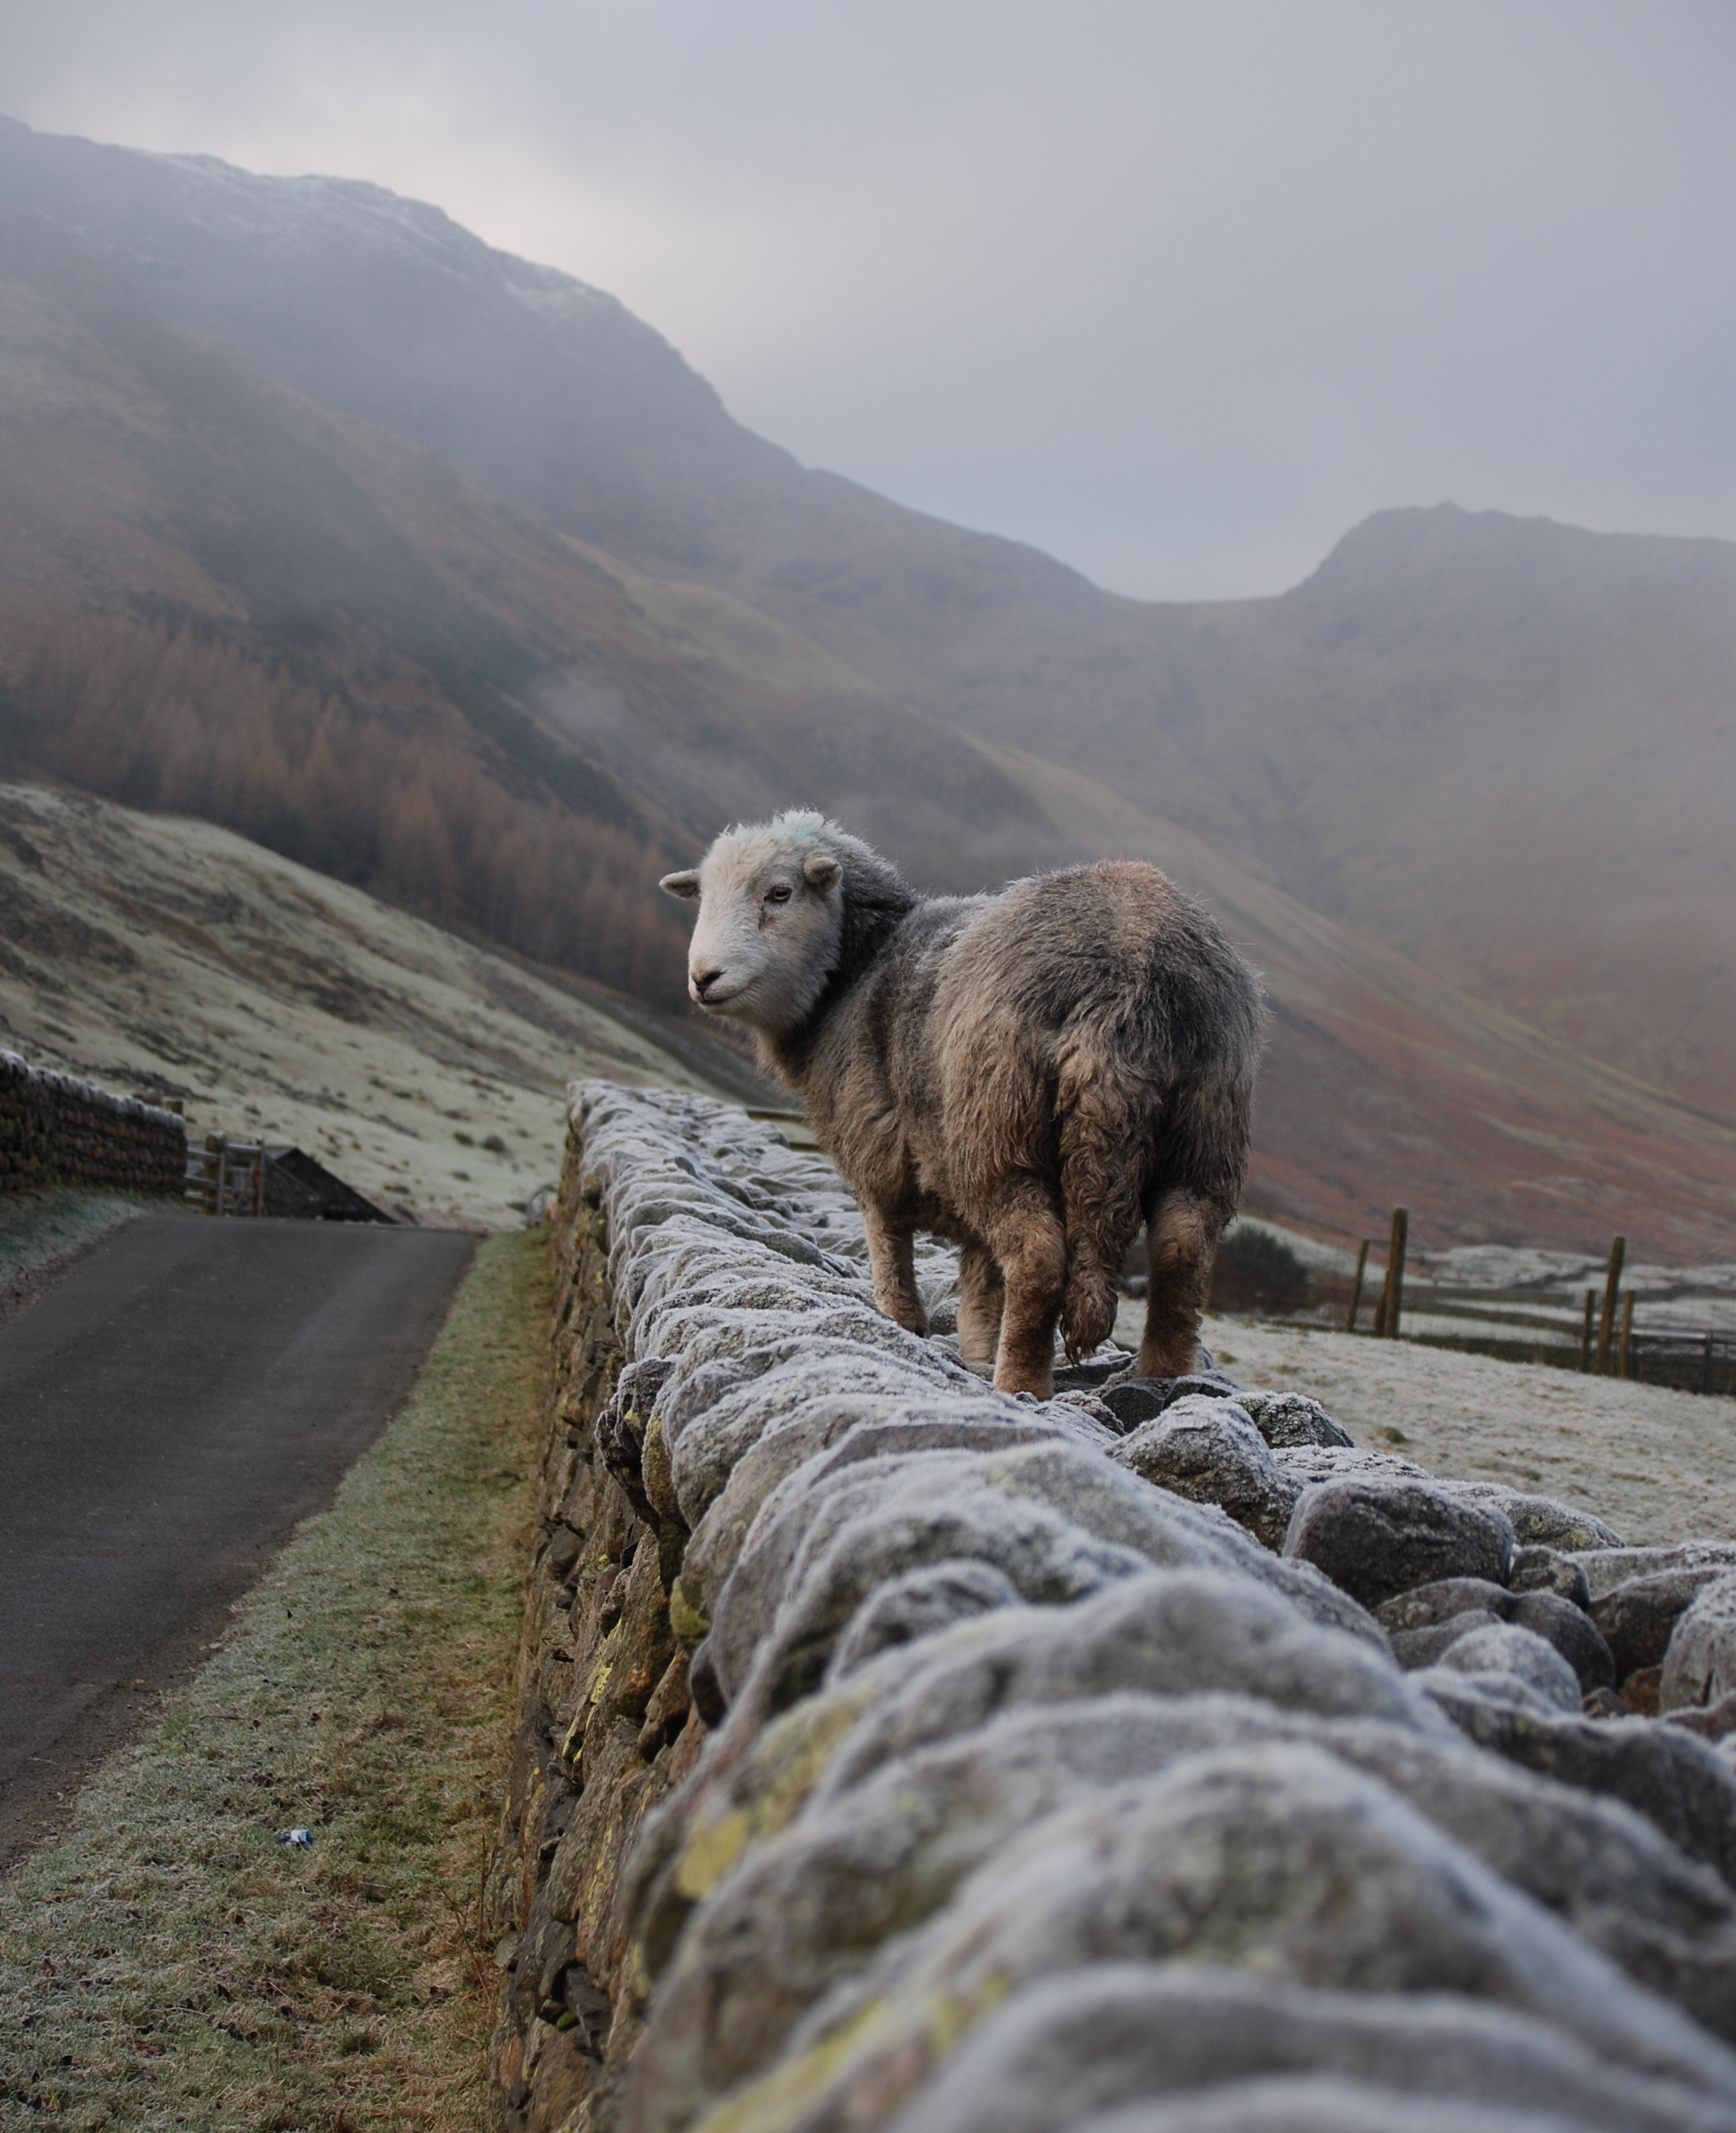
5, 1, 1732, 599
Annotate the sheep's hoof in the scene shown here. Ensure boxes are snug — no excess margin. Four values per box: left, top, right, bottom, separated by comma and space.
1062, 1288, 1118, 1363
994, 1362, 1055, 1399
1137, 1334, 1203, 1379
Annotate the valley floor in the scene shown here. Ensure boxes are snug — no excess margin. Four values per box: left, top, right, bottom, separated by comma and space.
1124, 1302, 1736, 1547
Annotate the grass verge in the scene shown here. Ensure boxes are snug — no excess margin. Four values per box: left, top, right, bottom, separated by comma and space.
0, 1188, 163, 1325
0, 1227, 549, 2130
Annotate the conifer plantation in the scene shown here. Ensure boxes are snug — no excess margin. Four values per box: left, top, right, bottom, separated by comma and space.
5, 617, 688, 1005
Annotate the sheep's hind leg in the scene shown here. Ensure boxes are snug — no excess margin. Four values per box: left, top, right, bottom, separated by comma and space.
984, 1183, 1068, 1397
862, 1202, 928, 1336
956, 1241, 1004, 1371
1139, 1186, 1222, 1379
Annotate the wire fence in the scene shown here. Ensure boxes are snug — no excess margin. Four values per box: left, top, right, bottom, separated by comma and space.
1224, 1212, 1736, 1399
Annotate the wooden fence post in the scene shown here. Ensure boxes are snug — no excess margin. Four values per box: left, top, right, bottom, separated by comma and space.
1617, 1291, 1635, 1379
1346, 1241, 1370, 1333
1594, 1235, 1625, 1375
1376, 1207, 1408, 1340
190, 1130, 225, 1217
1581, 1290, 1596, 1372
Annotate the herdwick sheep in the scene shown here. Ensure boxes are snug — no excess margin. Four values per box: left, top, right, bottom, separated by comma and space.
661, 813, 1265, 1397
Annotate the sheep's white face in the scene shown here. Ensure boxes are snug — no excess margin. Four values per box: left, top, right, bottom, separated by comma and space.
661, 832, 843, 1036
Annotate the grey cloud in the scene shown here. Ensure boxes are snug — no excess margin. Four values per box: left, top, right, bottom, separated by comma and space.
6, 0, 1733, 596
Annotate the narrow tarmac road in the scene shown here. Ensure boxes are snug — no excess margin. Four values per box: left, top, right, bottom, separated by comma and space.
0, 1215, 476, 1867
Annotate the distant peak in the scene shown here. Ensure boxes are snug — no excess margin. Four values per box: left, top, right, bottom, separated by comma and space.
1289, 502, 1736, 608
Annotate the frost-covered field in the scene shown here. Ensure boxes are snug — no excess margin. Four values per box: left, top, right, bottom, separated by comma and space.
0, 783, 737, 1231
1236, 1215, 1736, 1338
1126, 1300, 1736, 1547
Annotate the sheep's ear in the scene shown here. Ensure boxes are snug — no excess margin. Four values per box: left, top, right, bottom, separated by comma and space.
802, 855, 842, 892
660, 870, 701, 901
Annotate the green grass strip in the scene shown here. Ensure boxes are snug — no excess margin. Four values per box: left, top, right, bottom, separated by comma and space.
0, 1228, 549, 2131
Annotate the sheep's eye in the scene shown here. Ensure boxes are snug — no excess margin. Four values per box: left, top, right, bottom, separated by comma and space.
766, 883, 793, 906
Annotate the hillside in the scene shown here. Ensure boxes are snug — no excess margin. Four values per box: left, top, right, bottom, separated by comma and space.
987, 748, 1736, 1260
0, 115, 1730, 1256
954, 508, 1736, 1119
8, 117, 1727, 1120
0, 780, 755, 1228
0, 185, 1056, 972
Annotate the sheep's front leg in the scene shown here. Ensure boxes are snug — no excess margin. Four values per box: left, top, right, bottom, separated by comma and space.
862, 1202, 928, 1336
956, 1241, 1005, 1371
1139, 1186, 1221, 1378
983, 1182, 1067, 1397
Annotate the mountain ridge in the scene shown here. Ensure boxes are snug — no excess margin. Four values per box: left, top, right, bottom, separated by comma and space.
0, 113, 1730, 1251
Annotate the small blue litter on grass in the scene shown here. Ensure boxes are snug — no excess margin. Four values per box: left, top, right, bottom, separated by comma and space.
278, 1828, 314, 1848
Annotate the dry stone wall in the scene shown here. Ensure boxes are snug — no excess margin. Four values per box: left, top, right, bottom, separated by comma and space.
0, 1048, 184, 1197
486, 1083, 1736, 2133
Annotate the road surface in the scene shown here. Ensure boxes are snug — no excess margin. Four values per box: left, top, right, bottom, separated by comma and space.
0, 1214, 476, 1866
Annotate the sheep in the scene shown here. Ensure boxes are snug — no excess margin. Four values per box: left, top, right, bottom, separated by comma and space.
661, 813, 1266, 1397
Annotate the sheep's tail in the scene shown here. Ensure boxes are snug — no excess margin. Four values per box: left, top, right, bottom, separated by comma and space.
1054, 1024, 1151, 1363
1056, 1018, 1256, 1364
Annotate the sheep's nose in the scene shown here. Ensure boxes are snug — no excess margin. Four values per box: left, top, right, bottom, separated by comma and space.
693, 968, 724, 1000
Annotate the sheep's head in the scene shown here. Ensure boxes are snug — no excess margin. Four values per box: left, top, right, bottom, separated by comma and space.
661, 812, 845, 1037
